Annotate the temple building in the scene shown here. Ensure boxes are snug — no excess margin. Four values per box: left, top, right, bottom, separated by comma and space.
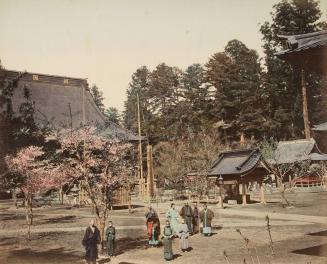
207, 148, 268, 205
1, 69, 140, 206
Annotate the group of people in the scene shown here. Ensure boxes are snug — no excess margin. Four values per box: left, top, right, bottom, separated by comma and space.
145, 202, 214, 261
81, 202, 214, 264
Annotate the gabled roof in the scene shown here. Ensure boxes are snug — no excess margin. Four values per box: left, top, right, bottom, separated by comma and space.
275, 30, 327, 75
207, 148, 262, 176
272, 138, 327, 164
312, 122, 327, 132
4, 70, 141, 142
276, 30, 327, 56
99, 122, 145, 142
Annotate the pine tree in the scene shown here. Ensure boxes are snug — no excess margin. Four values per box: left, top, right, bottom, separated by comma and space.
123, 66, 151, 135
90, 84, 105, 113
260, 0, 326, 139
179, 64, 212, 134
104, 107, 120, 124
205, 40, 265, 141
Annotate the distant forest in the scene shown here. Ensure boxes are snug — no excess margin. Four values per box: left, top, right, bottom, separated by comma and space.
119, 0, 327, 145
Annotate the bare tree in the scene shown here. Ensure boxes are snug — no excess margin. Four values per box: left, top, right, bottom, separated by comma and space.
260, 139, 324, 206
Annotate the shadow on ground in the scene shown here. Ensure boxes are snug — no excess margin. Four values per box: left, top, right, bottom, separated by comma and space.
5, 247, 83, 264
38, 215, 77, 224
0, 213, 26, 221
308, 230, 327, 237
292, 243, 327, 257
115, 236, 149, 255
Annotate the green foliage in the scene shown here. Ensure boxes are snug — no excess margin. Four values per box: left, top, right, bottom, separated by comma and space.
260, 0, 326, 139
206, 39, 266, 141
90, 84, 105, 113
104, 107, 121, 124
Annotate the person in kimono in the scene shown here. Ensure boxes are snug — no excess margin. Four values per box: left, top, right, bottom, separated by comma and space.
166, 203, 179, 236
199, 203, 215, 236
179, 202, 193, 235
192, 203, 200, 234
82, 219, 100, 264
145, 206, 160, 246
149, 221, 160, 247
105, 221, 116, 257
162, 220, 174, 261
178, 219, 189, 252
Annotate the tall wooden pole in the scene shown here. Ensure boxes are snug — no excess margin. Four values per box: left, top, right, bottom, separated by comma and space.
301, 70, 311, 139
79, 82, 86, 205
137, 94, 144, 199
147, 145, 154, 198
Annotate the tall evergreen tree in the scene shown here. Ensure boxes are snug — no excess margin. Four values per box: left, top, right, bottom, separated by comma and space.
179, 64, 212, 134
205, 40, 265, 141
260, 0, 326, 139
104, 107, 121, 124
123, 66, 151, 135
90, 84, 105, 113
147, 63, 181, 141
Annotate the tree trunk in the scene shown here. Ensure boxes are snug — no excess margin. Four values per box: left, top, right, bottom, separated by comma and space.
95, 206, 107, 254
128, 185, 132, 214
12, 189, 18, 209
59, 186, 64, 205
301, 70, 311, 139
279, 184, 291, 206
25, 194, 33, 240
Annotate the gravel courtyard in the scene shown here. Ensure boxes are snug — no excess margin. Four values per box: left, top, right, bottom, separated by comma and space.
1, 192, 327, 264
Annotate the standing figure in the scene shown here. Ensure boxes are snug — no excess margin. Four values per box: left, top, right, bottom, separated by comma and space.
199, 203, 215, 236
178, 219, 189, 252
179, 202, 193, 234
82, 219, 100, 264
105, 221, 116, 257
163, 220, 174, 261
192, 203, 200, 234
145, 206, 160, 247
166, 203, 180, 236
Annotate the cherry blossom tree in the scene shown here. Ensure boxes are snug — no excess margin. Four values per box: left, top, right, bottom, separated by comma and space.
5, 146, 60, 240
52, 126, 135, 250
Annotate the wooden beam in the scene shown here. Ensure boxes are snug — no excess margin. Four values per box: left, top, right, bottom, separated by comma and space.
301, 69, 311, 139
242, 182, 247, 206
260, 182, 266, 205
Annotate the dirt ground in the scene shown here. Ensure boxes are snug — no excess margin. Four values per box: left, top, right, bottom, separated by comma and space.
1, 192, 327, 264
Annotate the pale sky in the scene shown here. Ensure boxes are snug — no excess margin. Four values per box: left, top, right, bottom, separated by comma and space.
1, 0, 326, 112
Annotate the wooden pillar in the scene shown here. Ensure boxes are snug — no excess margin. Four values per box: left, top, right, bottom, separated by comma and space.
219, 186, 224, 208
242, 181, 247, 206
147, 145, 155, 198
137, 94, 144, 200
260, 182, 266, 204
301, 69, 311, 139
240, 132, 245, 146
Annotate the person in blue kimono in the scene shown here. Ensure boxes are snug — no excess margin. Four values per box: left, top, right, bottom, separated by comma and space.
166, 203, 180, 236
162, 220, 174, 261
199, 203, 214, 236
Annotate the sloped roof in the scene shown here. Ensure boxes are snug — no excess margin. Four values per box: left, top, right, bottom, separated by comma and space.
4, 70, 141, 142
272, 138, 327, 164
99, 122, 145, 142
276, 30, 327, 56
312, 122, 327, 131
207, 148, 262, 176
275, 30, 327, 75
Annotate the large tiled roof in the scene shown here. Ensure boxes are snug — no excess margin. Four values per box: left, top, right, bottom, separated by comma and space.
276, 30, 327, 57
4, 70, 141, 142
271, 138, 327, 164
275, 30, 327, 75
207, 148, 262, 176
